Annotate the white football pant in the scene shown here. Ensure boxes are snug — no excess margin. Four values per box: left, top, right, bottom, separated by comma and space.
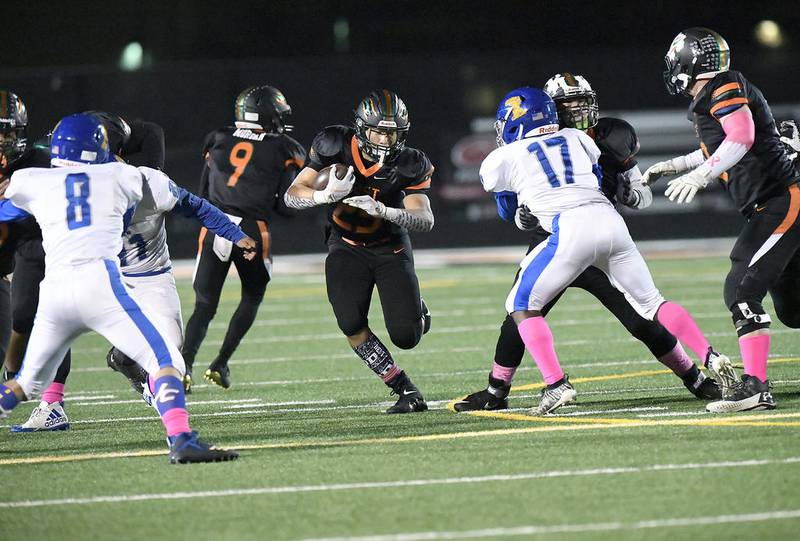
15, 259, 185, 399
507, 203, 665, 317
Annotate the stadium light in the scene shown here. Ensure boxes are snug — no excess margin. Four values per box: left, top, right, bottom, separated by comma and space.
754, 20, 784, 48
119, 41, 144, 71
334, 17, 350, 53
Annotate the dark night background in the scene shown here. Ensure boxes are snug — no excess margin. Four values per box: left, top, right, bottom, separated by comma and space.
4, 1, 800, 256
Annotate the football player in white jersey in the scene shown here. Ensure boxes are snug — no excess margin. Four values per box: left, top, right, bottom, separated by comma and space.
10, 163, 258, 431
0, 114, 239, 463
480, 88, 731, 414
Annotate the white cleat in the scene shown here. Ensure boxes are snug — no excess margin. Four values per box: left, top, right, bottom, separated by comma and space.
533, 376, 577, 415
706, 375, 776, 413
10, 400, 70, 432
704, 350, 738, 399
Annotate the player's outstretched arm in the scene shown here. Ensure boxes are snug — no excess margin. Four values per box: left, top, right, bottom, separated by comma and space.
343, 193, 434, 233
171, 186, 248, 244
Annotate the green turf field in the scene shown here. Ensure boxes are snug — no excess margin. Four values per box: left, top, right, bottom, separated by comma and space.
2, 255, 799, 541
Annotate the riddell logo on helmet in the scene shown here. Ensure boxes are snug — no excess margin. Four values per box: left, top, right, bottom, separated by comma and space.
377, 120, 397, 128
536, 125, 559, 135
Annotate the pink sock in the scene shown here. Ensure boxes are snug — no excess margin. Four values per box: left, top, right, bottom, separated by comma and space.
656, 301, 710, 361
491, 362, 517, 386
517, 317, 564, 385
657, 343, 695, 376
41, 382, 65, 404
739, 334, 770, 383
162, 408, 191, 437
381, 364, 400, 383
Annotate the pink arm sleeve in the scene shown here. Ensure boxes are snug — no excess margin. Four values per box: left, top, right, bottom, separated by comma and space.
697, 106, 755, 179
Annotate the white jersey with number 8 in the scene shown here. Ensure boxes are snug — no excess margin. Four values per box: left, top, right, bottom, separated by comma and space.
7, 162, 143, 270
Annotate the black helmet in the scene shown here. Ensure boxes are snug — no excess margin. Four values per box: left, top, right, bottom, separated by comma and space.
354, 89, 410, 163
0, 90, 28, 168
234, 85, 292, 133
543, 73, 599, 130
83, 111, 132, 156
663, 27, 730, 96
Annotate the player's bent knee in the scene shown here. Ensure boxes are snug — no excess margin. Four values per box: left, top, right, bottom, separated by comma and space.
731, 300, 772, 337
387, 323, 422, 350
12, 319, 34, 335
338, 318, 369, 338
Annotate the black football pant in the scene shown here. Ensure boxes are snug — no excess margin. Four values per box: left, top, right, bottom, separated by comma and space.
0, 277, 11, 368
325, 236, 424, 350
11, 239, 71, 384
494, 231, 676, 369
724, 185, 800, 331
182, 218, 271, 370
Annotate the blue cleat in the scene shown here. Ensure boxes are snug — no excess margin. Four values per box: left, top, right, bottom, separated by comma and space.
167, 431, 239, 464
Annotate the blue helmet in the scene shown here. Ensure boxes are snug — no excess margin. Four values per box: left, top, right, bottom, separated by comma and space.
50, 113, 111, 167
494, 87, 559, 146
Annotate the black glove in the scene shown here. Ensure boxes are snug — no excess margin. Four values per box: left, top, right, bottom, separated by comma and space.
514, 205, 539, 230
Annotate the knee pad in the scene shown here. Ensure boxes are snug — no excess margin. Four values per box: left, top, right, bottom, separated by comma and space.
731, 301, 771, 337
337, 316, 368, 338
192, 300, 217, 319
12, 317, 34, 335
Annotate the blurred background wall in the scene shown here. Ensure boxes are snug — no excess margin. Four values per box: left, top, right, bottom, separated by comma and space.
4, 1, 799, 257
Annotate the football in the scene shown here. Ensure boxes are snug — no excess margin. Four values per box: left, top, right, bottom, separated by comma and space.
314, 163, 349, 190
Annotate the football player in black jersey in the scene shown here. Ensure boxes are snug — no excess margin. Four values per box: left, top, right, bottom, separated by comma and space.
182, 85, 306, 390
454, 73, 726, 412
285, 89, 434, 414
3, 109, 167, 431
647, 28, 800, 412
0, 90, 27, 377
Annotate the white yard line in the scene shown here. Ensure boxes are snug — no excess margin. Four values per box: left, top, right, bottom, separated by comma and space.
1, 456, 797, 509
302, 509, 800, 541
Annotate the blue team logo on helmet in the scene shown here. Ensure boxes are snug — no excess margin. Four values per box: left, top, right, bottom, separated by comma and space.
50, 113, 112, 167
494, 87, 559, 146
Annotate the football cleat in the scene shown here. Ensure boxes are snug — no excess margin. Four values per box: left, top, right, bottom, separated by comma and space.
386, 371, 428, 414
168, 431, 239, 464
704, 349, 738, 398
204, 361, 231, 389
453, 375, 510, 412
706, 375, 776, 413
183, 368, 193, 394
10, 401, 70, 432
421, 298, 432, 335
533, 375, 576, 415
681, 365, 722, 400
106, 347, 148, 396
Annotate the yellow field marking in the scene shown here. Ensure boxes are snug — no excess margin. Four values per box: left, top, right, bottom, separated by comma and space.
5, 360, 799, 467
0, 423, 639, 466
511, 369, 674, 392
5, 412, 800, 467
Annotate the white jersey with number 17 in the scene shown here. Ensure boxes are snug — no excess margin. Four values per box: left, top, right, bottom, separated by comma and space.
7, 162, 143, 270
480, 127, 610, 232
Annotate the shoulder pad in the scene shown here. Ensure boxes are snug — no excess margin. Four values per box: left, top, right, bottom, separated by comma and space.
311, 126, 351, 158
594, 117, 640, 164
708, 71, 748, 119
394, 147, 433, 180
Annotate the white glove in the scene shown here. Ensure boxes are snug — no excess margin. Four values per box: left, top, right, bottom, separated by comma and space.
664, 168, 710, 204
342, 195, 386, 217
641, 159, 679, 186
313, 165, 355, 204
